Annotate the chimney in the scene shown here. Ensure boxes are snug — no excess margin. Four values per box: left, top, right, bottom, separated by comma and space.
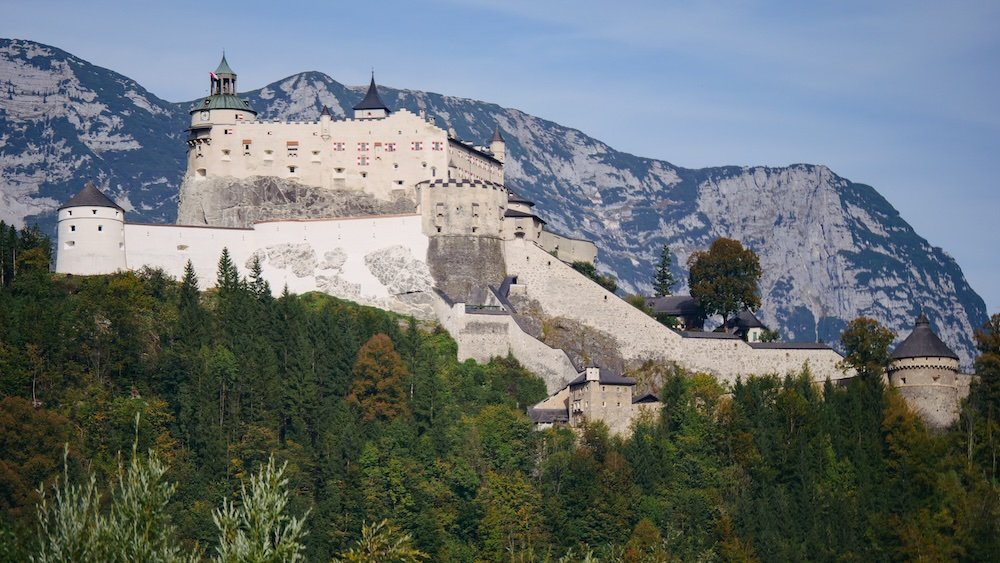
586, 367, 600, 382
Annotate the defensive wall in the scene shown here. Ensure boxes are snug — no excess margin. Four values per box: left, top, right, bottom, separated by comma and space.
502, 237, 852, 386
121, 214, 435, 318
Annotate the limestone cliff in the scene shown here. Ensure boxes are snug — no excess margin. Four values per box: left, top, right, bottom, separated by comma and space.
177, 175, 415, 227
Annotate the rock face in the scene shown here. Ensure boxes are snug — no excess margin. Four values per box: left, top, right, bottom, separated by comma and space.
427, 236, 506, 303
177, 175, 415, 227
0, 38, 987, 366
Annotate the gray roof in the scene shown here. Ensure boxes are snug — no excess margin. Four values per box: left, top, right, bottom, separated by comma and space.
320, 105, 331, 117
679, 331, 740, 340
60, 182, 123, 211
507, 192, 535, 206
632, 392, 659, 404
491, 127, 505, 143
529, 408, 569, 424
748, 342, 836, 351
891, 313, 958, 360
353, 76, 390, 111
504, 209, 546, 224
567, 367, 636, 388
648, 295, 701, 316
726, 309, 766, 330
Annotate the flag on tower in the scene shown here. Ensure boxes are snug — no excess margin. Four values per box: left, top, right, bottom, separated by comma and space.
210, 71, 218, 81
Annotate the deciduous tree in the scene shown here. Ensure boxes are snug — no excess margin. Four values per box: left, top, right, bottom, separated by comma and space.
687, 238, 761, 326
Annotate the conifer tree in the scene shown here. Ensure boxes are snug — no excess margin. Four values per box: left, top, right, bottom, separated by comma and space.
652, 244, 676, 297
348, 334, 410, 422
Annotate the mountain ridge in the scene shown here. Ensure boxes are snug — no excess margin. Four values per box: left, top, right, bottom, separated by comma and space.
0, 38, 987, 366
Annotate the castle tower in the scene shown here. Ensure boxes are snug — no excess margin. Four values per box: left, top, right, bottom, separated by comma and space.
187, 54, 257, 179
320, 105, 331, 139
489, 127, 506, 165
888, 312, 961, 428
353, 75, 390, 120
55, 182, 126, 275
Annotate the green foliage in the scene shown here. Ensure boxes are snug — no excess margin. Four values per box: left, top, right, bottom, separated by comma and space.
839, 316, 895, 380
687, 238, 762, 324
624, 294, 653, 316
334, 519, 427, 562
571, 261, 618, 293
213, 457, 309, 562
652, 244, 675, 297
4, 254, 999, 560
759, 328, 780, 342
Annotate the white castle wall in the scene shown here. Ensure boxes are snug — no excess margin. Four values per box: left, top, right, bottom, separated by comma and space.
503, 238, 851, 385
124, 223, 254, 286
122, 214, 433, 317
186, 110, 500, 204
538, 230, 598, 265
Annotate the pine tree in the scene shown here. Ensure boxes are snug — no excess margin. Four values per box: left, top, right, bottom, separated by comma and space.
653, 244, 676, 297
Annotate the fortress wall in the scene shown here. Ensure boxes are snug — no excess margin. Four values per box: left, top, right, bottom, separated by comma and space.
538, 230, 598, 265
189, 110, 452, 201
251, 214, 434, 317
427, 235, 506, 302
895, 385, 960, 429
123, 223, 254, 287
430, 293, 578, 392
505, 238, 849, 384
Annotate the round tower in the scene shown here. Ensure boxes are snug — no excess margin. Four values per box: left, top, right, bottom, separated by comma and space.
489, 127, 506, 165
55, 182, 127, 275
887, 312, 961, 428
186, 54, 257, 179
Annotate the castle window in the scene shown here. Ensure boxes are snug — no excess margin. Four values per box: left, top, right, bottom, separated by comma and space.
288, 166, 297, 174
92, 210, 97, 214
411, 141, 423, 151
432, 141, 443, 151
386, 142, 396, 152
358, 142, 369, 152
333, 142, 345, 151
471, 227, 477, 233
70, 225, 76, 232
98, 225, 103, 232
68, 210, 72, 216
287, 141, 299, 157
360, 172, 367, 178
64, 241, 75, 248
224, 129, 233, 135
358, 156, 369, 166
393, 163, 399, 169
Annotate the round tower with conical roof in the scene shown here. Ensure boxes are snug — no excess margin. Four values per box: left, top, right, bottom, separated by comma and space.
55, 182, 127, 275
887, 312, 961, 428
489, 127, 506, 166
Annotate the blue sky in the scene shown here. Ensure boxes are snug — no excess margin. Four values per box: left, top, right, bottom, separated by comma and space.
6, 0, 999, 315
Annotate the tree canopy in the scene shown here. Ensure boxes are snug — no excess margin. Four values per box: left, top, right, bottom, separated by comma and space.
687, 238, 762, 324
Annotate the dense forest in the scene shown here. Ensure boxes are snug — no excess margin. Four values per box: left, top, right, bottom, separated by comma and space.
0, 223, 998, 561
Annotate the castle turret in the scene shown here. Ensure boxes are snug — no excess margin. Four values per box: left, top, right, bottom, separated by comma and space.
353, 75, 391, 120
55, 182, 126, 275
320, 105, 331, 140
190, 54, 256, 127
489, 127, 506, 165
186, 54, 257, 179
888, 312, 961, 428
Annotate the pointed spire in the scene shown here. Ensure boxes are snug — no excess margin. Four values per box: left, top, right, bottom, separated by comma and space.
491, 127, 505, 143
353, 75, 390, 112
215, 53, 235, 76
320, 105, 331, 117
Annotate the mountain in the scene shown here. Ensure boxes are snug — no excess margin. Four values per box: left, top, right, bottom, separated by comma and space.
0, 38, 988, 366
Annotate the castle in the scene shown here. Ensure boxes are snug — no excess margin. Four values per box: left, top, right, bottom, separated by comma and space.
54, 56, 972, 432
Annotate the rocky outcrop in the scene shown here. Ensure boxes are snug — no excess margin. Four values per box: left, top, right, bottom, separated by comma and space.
178, 175, 415, 227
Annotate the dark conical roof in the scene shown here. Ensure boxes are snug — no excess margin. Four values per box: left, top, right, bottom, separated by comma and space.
353, 76, 390, 111
320, 105, 331, 117
59, 182, 123, 211
891, 313, 958, 360
491, 127, 505, 143
215, 54, 235, 75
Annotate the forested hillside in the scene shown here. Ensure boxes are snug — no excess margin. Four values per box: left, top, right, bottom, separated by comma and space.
0, 223, 998, 561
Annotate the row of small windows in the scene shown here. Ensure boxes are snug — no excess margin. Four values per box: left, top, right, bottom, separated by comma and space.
66, 209, 120, 217
68, 225, 106, 232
